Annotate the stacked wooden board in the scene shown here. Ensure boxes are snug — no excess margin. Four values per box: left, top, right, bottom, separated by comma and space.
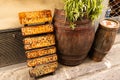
19, 10, 58, 78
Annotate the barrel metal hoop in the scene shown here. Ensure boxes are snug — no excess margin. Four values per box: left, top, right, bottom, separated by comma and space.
94, 48, 108, 54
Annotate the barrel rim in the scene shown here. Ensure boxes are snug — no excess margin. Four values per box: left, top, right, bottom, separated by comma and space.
54, 8, 92, 25
99, 18, 120, 30
54, 22, 94, 31
54, 8, 94, 31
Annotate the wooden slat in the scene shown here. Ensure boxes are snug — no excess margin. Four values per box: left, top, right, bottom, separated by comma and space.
26, 46, 56, 59
19, 10, 52, 24
27, 54, 57, 67
23, 34, 55, 50
29, 62, 58, 77
21, 24, 54, 36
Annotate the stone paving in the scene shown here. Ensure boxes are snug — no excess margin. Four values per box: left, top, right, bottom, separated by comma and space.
0, 33, 120, 80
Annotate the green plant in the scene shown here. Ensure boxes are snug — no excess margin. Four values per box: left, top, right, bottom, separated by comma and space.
63, 0, 103, 29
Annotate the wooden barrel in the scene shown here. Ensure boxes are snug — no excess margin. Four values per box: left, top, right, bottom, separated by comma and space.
53, 9, 95, 66
89, 19, 119, 62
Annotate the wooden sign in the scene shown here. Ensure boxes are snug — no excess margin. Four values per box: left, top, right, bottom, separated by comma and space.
26, 46, 56, 59
21, 24, 54, 36
29, 62, 58, 77
19, 10, 58, 78
19, 10, 52, 24
27, 54, 57, 67
23, 34, 55, 50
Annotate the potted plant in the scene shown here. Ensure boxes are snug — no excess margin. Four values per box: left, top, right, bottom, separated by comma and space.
54, 0, 103, 66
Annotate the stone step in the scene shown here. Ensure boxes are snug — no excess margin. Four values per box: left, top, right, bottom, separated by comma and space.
72, 64, 120, 80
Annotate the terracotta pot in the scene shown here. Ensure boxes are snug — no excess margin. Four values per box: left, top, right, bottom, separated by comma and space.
53, 9, 95, 66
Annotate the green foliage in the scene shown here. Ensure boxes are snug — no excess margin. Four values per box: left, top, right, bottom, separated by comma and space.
63, 0, 103, 28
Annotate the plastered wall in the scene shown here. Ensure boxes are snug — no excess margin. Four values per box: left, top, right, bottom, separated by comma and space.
0, 0, 108, 30
0, 0, 64, 30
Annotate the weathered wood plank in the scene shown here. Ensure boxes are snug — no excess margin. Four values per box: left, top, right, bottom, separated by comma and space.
19, 10, 52, 25
21, 24, 54, 36
26, 46, 56, 59
29, 62, 58, 77
27, 54, 57, 67
23, 34, 55, 50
